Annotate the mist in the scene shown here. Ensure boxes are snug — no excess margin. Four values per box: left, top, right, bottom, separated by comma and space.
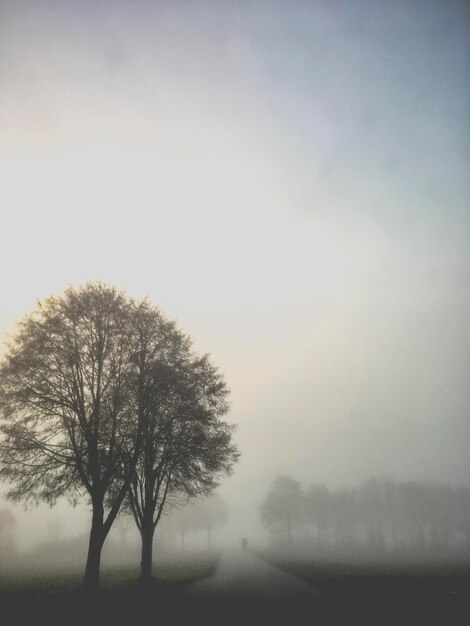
0, 0, 469, 620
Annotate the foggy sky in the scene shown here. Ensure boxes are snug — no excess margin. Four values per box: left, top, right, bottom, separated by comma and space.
1, 0, 469, 547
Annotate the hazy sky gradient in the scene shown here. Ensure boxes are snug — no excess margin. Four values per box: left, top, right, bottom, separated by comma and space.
1, 0, 469, 545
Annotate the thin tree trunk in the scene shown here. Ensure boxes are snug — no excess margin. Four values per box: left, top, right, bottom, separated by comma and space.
140, 523, 155, 583
84, 505, 105, 590
208, 526, 212, 551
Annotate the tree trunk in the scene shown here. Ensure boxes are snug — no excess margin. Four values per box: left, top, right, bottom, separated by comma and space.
84, 505, 105, 590
140, 523, 155, 583
207, 526, 212, 551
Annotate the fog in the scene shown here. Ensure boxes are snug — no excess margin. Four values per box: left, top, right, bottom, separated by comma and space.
1, 0, 469, 573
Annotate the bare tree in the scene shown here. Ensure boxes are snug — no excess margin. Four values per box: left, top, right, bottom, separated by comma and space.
123, 321, 238, 582
331, 487, 357, 551
163, 493, 229, 553
0, 283, 146, 588
182, 494, 229, 551
195, 494, 229, 551
260, 476, 304, 550
305, 483, 332, 547
358, 478, 388, 552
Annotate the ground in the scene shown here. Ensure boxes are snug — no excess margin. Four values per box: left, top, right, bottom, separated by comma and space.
1, 550, 469, 625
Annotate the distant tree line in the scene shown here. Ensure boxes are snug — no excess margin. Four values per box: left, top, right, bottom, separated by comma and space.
260, 476, 470, 556
161, 493, 229, 551
0, 283, 239, 588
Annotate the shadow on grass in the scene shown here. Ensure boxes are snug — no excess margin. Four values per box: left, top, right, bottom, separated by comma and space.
0, 553, 220, 625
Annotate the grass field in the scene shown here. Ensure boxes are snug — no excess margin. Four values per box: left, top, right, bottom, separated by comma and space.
0, 551, 219, 624
257, 550, 470, 622
2, 550, 469, 624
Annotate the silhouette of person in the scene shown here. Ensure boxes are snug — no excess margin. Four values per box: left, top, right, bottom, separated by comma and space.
241, 537, 248, 552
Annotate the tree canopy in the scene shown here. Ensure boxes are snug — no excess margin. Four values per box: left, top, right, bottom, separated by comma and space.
0, 284, 144, 585
260, 476, 304, 549
0, 282, 238, 587
122, 303, 238, 580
